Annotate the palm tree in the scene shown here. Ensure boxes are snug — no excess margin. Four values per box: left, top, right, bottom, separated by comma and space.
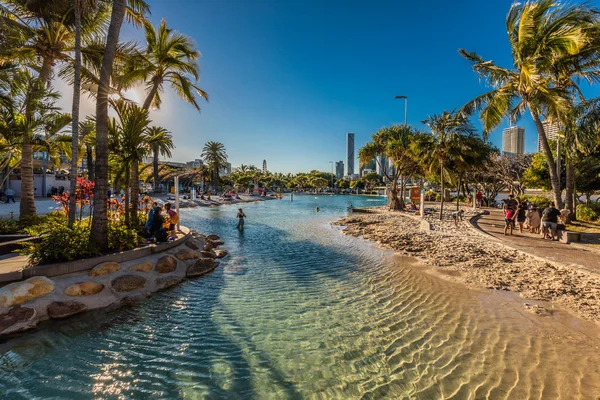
201, 141, 227, 190
78, 118, 96, 181
416, 111, 476, 220
359, 125, 421, 210
139, 19, 208, 111
460, 0, 600, 209
147, 126, 173, 192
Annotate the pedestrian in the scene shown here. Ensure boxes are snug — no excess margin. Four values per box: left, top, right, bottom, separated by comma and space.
504, 207, 515, 235
541, 202, 561, 240
527, 206, 541, 234
452, 209, 464, 226
516, 201, 527, 233
475, 190, 483, 208
164, 202, 179, 240
236, 208, 246, 229
5, 187, 16, 204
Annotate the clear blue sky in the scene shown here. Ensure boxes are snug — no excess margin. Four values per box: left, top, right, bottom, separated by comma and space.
57, 0, 600, 173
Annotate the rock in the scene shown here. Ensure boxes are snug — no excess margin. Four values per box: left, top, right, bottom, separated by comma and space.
47, 301, 87, 319
204, 242, 215, 251
187, 258, 219, 277
0, 277, 55, 307
155, 256, 178, 273
209, 240, 225, 247
0, 306, 37, 335
89, 261, 121, 277
175, 249, 200, 261
206, 234, 220, 241
64, 282, 105, 296
185, 240, 199, 250
129, 261, 153, 272
155, 276, 183, 290
214, 249, 228, 259
120, 292, 149, 306
200, 250, 217, 259
193, 233, 206, 241
111, 275, 146, 293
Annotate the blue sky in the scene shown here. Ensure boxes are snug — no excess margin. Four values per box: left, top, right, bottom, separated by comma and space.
56, 0, 600, 173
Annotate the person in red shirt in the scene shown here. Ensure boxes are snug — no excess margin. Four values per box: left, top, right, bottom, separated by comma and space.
475, 191, 483, 208
504, 208, 515, 235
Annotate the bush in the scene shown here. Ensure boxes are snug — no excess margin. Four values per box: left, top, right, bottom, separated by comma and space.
521, 195, 551, 209
576, 204, 598, 222
20, 217, 140, 266
0, 219, 20, 234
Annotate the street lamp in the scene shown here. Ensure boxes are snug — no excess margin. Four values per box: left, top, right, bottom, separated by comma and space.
395, 95, 408, 125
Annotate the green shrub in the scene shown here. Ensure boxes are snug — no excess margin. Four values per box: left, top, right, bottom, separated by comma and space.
0, 219, 20, 234
522, 195, 551, 209
0, 214, 59, 234
20, 218, 140, 266
576, 204, 598, 222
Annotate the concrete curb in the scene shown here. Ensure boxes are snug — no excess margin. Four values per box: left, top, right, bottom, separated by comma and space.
3, 227, 193, 283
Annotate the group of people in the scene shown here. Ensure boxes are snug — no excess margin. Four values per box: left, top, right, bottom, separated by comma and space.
143, 202, 179, 243
503, 194, 565, 240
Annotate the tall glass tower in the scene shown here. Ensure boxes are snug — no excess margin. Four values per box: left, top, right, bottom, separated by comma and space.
346, 133, 354, 176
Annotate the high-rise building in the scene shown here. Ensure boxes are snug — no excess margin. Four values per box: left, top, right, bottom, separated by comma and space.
376, 155, 386, 176
538, 120, 560, 152
335, 161, 344, 180
262, 159, 267, 173
502, 126, 525, 156
346, 133, 355, 176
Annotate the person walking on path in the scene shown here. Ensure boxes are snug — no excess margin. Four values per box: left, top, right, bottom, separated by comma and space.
5, 188, 15, 204
504, 207, 515, 236
475, 191, 483, 208
527, 206, 541, 234
236, 208, 246, 229
516, 201, 527, 233
541, 202, 561, 241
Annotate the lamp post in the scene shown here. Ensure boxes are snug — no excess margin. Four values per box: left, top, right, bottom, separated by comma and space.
329, 161, 334, 192
395, 95, 408, 125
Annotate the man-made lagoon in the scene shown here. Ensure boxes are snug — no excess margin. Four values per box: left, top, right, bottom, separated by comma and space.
0, 194, 599, 399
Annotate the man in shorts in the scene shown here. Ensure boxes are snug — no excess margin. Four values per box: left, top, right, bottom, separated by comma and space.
541, 202, 561, 240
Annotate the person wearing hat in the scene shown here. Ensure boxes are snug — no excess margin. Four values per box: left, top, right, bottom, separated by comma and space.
236, 208, 246, 229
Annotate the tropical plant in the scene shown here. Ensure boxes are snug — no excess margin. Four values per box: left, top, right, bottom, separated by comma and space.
201, 141, 227, 190
460, 0, 600, 209
415, 111, 477, 219
146, 126, 173, 192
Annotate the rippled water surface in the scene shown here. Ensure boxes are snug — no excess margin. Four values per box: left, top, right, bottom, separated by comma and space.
1, 194, 600, 399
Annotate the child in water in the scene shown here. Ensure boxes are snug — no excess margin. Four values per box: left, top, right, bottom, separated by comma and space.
237, 208, 246, 229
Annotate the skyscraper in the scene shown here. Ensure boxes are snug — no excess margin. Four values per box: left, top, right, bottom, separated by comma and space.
539, 121, 560, 152
346, 133, 354, 176
335, 161, 344, 180
376, 155, 386, 176
262, 159, 267, 173
502, 126, 525, 156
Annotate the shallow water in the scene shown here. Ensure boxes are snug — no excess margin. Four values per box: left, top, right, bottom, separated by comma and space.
1, 194, 600, 399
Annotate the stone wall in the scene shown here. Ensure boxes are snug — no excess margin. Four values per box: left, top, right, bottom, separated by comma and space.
0, 231, 228, 336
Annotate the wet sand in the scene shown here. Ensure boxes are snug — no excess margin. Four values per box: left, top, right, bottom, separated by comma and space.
334, 207, 600, 323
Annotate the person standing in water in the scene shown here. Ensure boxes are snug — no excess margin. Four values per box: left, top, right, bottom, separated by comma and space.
237, 208, 246, 229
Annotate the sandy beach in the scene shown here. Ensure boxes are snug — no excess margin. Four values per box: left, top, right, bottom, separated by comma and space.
334, 207, 600, 322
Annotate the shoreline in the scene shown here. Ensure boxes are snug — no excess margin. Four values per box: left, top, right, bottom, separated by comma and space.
333, 206, 600, 324
150, 193, 277, 208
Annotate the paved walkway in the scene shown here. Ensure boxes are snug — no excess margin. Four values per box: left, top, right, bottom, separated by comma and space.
472, 208, 600, 273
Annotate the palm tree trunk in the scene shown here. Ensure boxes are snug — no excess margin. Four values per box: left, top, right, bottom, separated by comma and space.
19, 143, 35, 217
90, 0, 127, 250
86, 145, 94, 181
142, 81, 160, 111
124, 165, 130, 227
130, 160, 139, 227
531, 112, 563, 209
439, 163, 444, 220
68, 0, 82, 226
565, 154, 574, 216
153, 147, 159, 192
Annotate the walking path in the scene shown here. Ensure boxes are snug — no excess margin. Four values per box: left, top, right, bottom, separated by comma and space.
471, 208, 600, 273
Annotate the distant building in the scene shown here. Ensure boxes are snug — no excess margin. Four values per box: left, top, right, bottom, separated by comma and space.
262, 159, 267, 173
335, 161, 344, 180
186, 159, 203, 169
346, 133, 355, 176
219, 162, 232, 177
361, 169, 374, 176
360, 158, 376, 176
376, 155, 386, 177
502, 126, 525, 156
539, 120, 560, 152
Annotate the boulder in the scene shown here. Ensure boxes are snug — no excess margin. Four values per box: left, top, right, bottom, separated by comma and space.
214, 249, 228, 259
129, 261, 153, 272
206, 234, 220, 241
204, 242, 215, 251
47, 301, 87, 319
185, 240, 199, 250
0, 276, 55, 307
120, 292, 149, 306
200, 250, 217, 259
64, 282, 104, 296
155, 256, 178, 273
0, 306, 37, 335
155, 276, 183, 291
89, 261, 121, 277
175, 249, 200, 261
187, 258, 219, 277
111, 275, 146, 293
193, 233, 206, 241
209, 240, 225, 247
